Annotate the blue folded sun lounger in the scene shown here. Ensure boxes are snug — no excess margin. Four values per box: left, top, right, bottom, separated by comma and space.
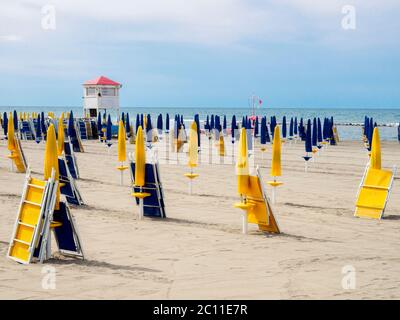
58, 158, 84, 205
130, 162, 166, 218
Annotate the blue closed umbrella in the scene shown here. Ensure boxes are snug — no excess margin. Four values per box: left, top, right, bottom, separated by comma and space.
289, 117, 294, 138
317, 118, 323, 147
210, 115, 215, 130
231, 115, 237, 141
140, 114, 144, 128
146, 114, 152, 132
106, 114, 112, 146
304, 119, 312, 163
294, 117, 298, 136
126, 113, 131, 137
312, 118, 317, 147
205, 115, 210, 131
260, 116, 267, 145
13, 110, 18, 131
3, 112, 8, 137
194, 114, 200, 147
166, 113, 170, 132
36, 114, 42, 143
97, 112, 103, 141
157, 114, 163, 132
299, 118, 305, 141
254, 116, 259, 137
136, 114, 140, 133
282, 116, 287, 138
41, 111, 46, 138
121, 112, 125, 125
223, 115, 227, 132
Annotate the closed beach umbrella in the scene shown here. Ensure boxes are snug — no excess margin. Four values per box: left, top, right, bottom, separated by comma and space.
317, 118, 323, 146
236, 128, 249, 195
194, 114, 200, 147
289, 117, 294, 138
367, 118, 374, 150
231, 115, 237, 141
13, 110, 18, 131
146, 114, 152, 133
7, 114, 15, 151
294, 117, 298, 136
140, 114, 144, 128
282, 116, 287, 139
242, 116, 246, 129
305, 120, 312, 153
157, 114, 163, 133
136, 114, 140, 133
126, 113, 131, 137
254, 116, 259, 137
3, 112, 8, 137
312, 118, 318, 148
166, 113, 170, 132
44, 124, 60, 209
188, 121, 198, 168
265, 119, 271, 143
370, 127, 381, 170
135, 126, 145, 187
260, 117, 267, 145
57, 114, 64, 156
41, 111, 46, 137
117, 120, 126, 163
106, 114, 112, 143
271, 125, 282, 177
97, 112, 102, 139
36, 114, 42, 143
223, 115, 227, 133
299, 118, 305, 141
205, 115, 210, 131
210, 115, 215, 130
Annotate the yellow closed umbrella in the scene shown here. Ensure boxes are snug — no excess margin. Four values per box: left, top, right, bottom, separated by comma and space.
236, 127, 249, 196
270, 125, 281, 177
268, 125, 283, 204
134, 126, 145, 187
132, 126, 150, 219
234, 127, 254, 234
7, 114, 15, 152
184, 121, 199, 194
116, 120, 128, 185
57, 114, 65, 156
44, 124, 60, 209
188, 121, 198, 168
370, 127, 381, 170
219, 134, 225, 157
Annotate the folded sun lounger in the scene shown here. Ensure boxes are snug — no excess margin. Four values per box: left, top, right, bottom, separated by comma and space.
355, 165, 396, 220
130, 161, 166, 218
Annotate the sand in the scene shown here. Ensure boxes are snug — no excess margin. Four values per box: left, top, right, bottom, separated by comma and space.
0, 135, 399, 299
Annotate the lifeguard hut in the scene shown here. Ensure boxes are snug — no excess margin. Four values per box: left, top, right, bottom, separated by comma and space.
83, 76, 122, 118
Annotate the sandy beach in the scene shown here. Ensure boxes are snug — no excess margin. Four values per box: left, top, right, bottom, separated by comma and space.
0, 136, 399, 299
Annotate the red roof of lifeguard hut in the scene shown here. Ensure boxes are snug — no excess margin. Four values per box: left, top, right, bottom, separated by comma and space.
83, 76, 121, 86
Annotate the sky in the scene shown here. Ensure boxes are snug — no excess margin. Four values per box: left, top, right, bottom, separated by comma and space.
0, 0, 399, 108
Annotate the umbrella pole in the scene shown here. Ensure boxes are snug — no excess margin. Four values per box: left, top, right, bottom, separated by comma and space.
120, 161, 124, 186
139, 187, 144, 220
208, 137, 212, 164
305, 160, 308, 173
271, 177, 276, 204
241, 196, 248, 235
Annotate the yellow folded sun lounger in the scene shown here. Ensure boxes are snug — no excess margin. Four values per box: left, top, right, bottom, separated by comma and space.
355, 166, 396, 220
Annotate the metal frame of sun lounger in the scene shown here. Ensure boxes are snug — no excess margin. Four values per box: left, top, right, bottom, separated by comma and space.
37, 172, 58, 263
15, 135, 28, 171
354, 163, 397, 219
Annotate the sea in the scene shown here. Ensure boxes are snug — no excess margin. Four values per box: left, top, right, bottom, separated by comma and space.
1, 106, 399, 141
